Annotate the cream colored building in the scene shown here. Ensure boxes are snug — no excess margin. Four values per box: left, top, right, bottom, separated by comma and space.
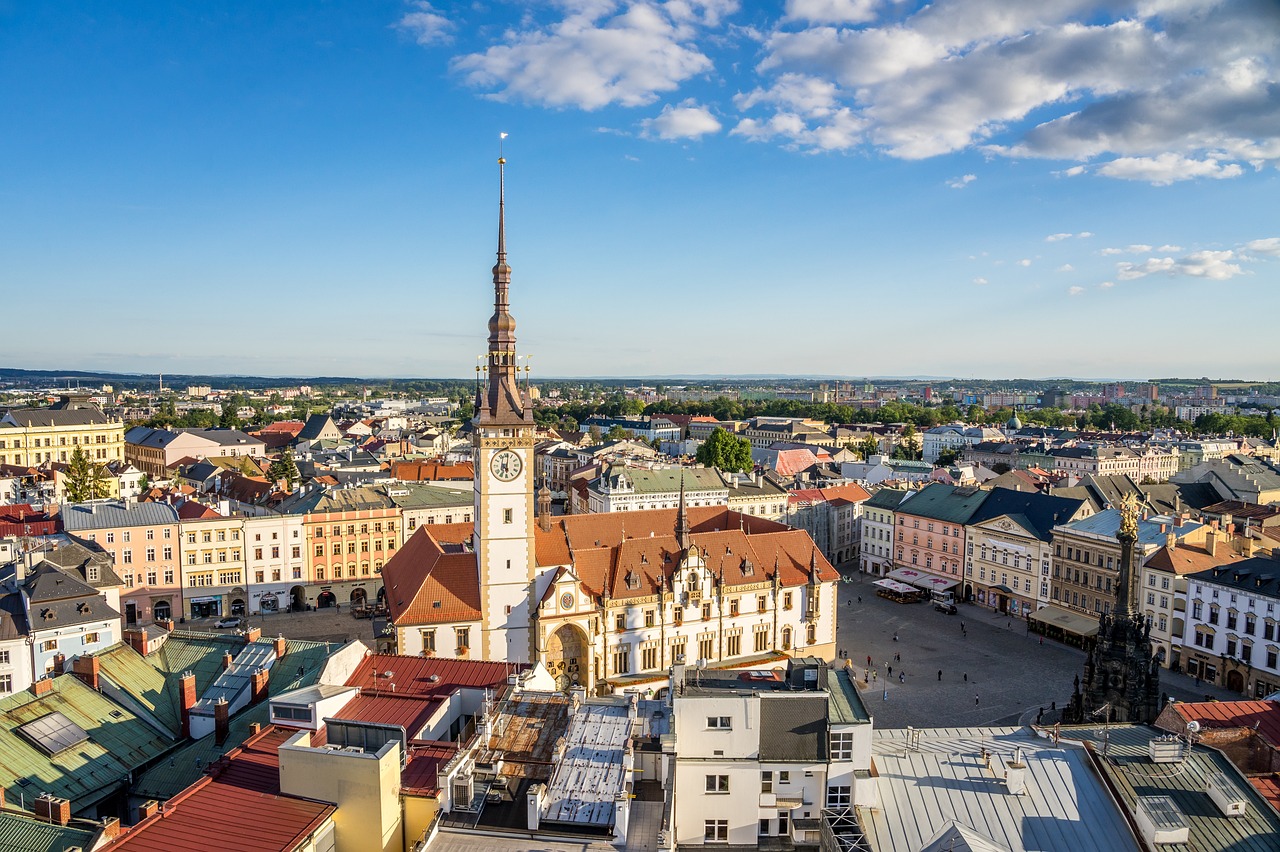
0, 400, 125, 467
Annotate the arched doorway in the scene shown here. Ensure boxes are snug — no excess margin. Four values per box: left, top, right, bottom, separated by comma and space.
1227, 669, 1245, 693
544, 623, 590, 692
376, 586, 386, 603
230, 588, 247, 615
153, 600, 172, 622
317, 591, 336, 608
350, 588, 368, 608
290, 586, 307, 612
260, 593, 280, 613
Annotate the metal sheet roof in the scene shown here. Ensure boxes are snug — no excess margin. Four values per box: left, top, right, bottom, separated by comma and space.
1062, 724, 1280, 852
543, 701, 632, 828
863, 726, 1139, 852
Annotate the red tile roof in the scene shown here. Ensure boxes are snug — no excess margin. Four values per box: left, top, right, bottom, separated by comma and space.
1250, 773, 1280, 812
176, 501, 221, 520
0, 504, 60, 537
773, 449, 819, 477
258, 421, 306, 434
1171, 699, 1280, 747
346, 654, 522, 699
105, 726, 334, 852
382, 527, 483, 625
392, 461, 475, 482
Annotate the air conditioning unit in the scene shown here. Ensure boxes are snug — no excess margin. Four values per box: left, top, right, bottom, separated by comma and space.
1206, 773, 1248, 817
1148, 736, 1184, 764
453, 775, 474, 808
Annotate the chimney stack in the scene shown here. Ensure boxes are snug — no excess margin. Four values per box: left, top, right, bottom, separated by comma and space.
71, 654, 100, 691
52, 654, 66, 675
214, 697, 230, 745
99, 817, 121, 841
179, 671, 196, 739
250, 667, 270, 705
34, 793, 71, 826
135, 800, 159, 823
1206, 532, 1217, 558
273, 635, 287, 660
245, 626, 262, 644
222, 651, 233, 671
31, 678, 54, 697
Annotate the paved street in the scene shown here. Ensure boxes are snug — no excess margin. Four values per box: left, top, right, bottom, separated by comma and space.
834, 574, 1238, 729
184, 605, 380, 648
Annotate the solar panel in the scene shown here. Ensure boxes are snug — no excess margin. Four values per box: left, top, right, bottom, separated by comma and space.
17, 712, 90, 756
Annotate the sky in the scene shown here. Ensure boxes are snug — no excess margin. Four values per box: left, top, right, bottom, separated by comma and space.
1, 0, 1278, 381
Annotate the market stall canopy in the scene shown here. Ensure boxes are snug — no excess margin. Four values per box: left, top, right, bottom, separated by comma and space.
1028, 604, 1099, 637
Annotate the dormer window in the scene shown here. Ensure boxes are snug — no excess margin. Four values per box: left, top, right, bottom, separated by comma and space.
625, 571, 641, 590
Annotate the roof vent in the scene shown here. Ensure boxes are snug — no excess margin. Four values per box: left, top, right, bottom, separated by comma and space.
1135, 796, 1189, 846
1206, 772, 1248, 817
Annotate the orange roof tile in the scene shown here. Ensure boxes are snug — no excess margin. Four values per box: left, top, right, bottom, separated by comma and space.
382, 527, 482, 625
1171, 699, 1280, 747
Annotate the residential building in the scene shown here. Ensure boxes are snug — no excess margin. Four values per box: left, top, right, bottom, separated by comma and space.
0, 399, 125, 467
1184, 554, 1280, 697
60, 500, 182, 625
921, 424, 1004, 463
1142, 535, 1246, 670
1049, 508, 1205, 635
742, 418, 835, 449
721, 470, 789, 520
21, 562, 122, 680
859, 489, 911, 577
243, 512, 308, 613
964, 488, 1089, 615
177, 512, 247, 620
892, 483, 990, 590
587, 466, 726, 514
582, 415, 681, 443
786, 483, 871, 565
124, 426, 267, 478
670, 658, 872, 847
840, 455, 934, 486
387, 482, 473, 534
1174, 453, 1280, 505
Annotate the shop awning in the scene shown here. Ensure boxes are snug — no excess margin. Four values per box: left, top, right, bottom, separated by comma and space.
992, 584, 1015, 595
887, 568, 959, 592
873, 579, 918, 594
1028, 605, 1099, 637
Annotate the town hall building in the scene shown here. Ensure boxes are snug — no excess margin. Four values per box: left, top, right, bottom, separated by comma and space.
381, 162, 840, 691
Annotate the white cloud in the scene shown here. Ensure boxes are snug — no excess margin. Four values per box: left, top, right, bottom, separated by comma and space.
1243, 237, 1280, 256
1095, 154, 1245, 185
1156, 244, 1181, 252
1057, 263, 1074, 272
1018, 258, 1032, 266
642, 99, 722, 139
734, 0, 1279, 174
972, 277, 989, 285
947, 173, 977, 188
1100, 244, 1153, 255
1046, 230, 1092, 241
1068, 285, 1085, 296
1077, 231, 1093, 238
452, 2, 735, 109
1116, 249, 1243, 281
783, 0, 881, 25
396, 1, 454, 45
1098, 280, 1114, 288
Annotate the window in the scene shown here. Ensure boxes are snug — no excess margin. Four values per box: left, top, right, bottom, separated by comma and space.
1227, 611, 1238, 631
272, 546, 280, 559
755, 629, 769, 652
1209, 606, 1219, 625
40, 640, 58, 652
455, 627, 470, 651
616, 613, 626, 631
84, 632, 100, 644
704, 820, 728, 842
699, 636, 714, 660
705, 775, 729, 793
164, 569, 173, 584
783, 592, 793, 610
758, 595, 768, 613
504, 508, 513, 524
315, 545, 324, 557
421, 630, 436, 652
642, 646, 658, 670
644, 610, 655, 627
729, 598, 739, 617
0, 674, 10, 693
146, 547, 156, 562
827, 786, 852, 807
613, 644, 630, 674
830, 731, 854, 760
163, 546, 172, 560
761, 771, 773, 793
707, 716, 731, 729
0, 650, 9, 664
726, 634, 741, 656
779, 771, 790, 783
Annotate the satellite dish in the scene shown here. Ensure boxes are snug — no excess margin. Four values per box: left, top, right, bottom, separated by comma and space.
1186, 720, 1201, 734
696, 658, 707, 670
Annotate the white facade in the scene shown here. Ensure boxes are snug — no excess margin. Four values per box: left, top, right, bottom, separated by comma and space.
30, 617, 119, 679
243, 513, 308, 614
587, 468, 728, 514
1182, 559, 1280, 698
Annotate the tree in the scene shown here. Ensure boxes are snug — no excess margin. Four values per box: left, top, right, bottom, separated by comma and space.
605, 425, 632, 441
893, 424, 921, 460
219, 406, 240, 430
858, 436, 880, 461
991, 462, 1012, 475
936, 448, 961, 467
267, 449, 301, 490
64, 445, 110, 502
696, 428, 753, 473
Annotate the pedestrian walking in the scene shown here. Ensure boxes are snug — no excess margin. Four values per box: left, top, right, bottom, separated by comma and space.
857, 595, 862, 603
1039, 635, 1043, 646
899, 672, 905, 683
894, 652, 900, 663
867, 655, 872, 667
963, 672, 968, 682
893, 632, 899, 642
887, 665, 893, 677
872, 670, 877, 683
975, 694, 980, 706
937, 669, 943, 681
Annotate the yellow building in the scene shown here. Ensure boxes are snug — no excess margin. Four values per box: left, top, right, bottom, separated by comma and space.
0, 398, 125, 468
178, 513, 248, 620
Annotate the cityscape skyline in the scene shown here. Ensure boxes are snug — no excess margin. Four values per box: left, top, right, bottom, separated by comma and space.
2, 1, 1277, 379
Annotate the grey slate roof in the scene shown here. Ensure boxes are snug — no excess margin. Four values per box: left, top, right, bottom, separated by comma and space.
1061, 508, 1204, 547
968, 488, 1087, 541
36, 534, 125, 589
1188, 556, 1280, 597
895, 482, 990, 525
758, 695, 828, 762
0, 407, 111, 428
60, 500, 179, 531
23, 564, 121, 628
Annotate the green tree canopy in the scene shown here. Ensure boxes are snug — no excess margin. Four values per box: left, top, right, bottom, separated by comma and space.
64, 445, 110, 502
695, 428, 754, 473
267, 449, 301, 490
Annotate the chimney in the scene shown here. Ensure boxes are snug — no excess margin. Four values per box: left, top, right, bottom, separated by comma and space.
179, 671, 196, 739
71, 654, 101, 691
135, 800, 159, 823
34, 793, 71, 826
273, 635, 287, 660
123, 628, 148, 656
250, 667, 270, 705
31, 678, 54, 697
99, 817, 121, 841
248, 722, 262, 736
245, 626, 261, 644
52, 654, 66, 675
221, 651, 233, 671
1206, 532, 1217, 558
157, 618, 175, 632
214, 697, 230, 745
1165, 532, 1176, 550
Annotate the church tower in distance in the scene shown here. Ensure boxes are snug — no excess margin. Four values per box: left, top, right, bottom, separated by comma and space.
473, 157, 537, 663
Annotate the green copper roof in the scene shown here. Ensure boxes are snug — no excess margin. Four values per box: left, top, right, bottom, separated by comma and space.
0, 676, 172, 810
0, 810, 96, 852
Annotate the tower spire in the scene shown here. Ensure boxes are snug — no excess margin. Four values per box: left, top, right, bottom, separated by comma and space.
675, 473, 691, 551
479, 154, 530, 425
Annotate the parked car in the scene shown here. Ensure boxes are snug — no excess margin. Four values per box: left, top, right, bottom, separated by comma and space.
934, 603, 958, 615
214, 617, 244, 629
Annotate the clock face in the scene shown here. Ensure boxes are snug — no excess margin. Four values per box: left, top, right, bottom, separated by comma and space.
490, 449, 522, 482
560, 592, 574, 609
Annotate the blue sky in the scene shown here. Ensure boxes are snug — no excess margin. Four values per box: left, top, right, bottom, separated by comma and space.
2, 1, 1277, 381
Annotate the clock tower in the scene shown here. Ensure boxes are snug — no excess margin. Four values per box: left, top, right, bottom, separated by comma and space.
473, 157, 537, 663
